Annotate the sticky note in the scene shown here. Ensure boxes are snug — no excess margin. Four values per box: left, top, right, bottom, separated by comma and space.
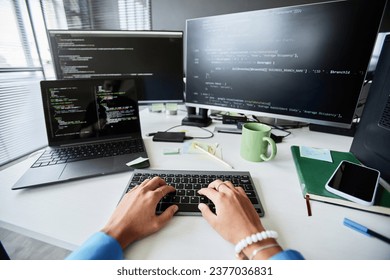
299, 146, 332, 162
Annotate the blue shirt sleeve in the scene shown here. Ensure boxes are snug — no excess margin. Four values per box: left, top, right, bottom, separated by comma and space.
66, 232, 123, 260
269, 249, 305, 260
66, 232, 304, 260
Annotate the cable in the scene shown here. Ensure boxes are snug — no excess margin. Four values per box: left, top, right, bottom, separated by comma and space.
164, 125, 214, 139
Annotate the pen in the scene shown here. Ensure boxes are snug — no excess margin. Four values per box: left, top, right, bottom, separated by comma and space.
343, 218, 390, 245
194, 144, 234, 169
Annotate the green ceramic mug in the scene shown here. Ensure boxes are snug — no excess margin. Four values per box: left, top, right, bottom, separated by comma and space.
240, 123, 277, 162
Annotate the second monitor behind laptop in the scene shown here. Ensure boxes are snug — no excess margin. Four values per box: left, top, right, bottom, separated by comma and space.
47, 30, 184, 104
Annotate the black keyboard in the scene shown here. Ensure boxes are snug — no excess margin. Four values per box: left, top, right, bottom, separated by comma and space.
122, 169, 265, 217
32, 139, 145, 168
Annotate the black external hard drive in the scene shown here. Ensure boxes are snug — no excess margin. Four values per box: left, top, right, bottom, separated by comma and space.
152, 131, 186, 142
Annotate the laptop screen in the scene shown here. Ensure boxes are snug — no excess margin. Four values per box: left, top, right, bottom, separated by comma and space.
41, 78, 142, 145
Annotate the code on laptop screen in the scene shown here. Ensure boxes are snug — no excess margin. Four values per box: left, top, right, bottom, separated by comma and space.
41, 78, 141, 144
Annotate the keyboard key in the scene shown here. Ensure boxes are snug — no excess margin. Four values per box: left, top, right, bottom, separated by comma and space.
177, 203, 200, 213
185, 190, 195, 196
190, 196, 200, 204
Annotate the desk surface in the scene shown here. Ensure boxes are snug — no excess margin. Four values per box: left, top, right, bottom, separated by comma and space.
0, 108, 389, 260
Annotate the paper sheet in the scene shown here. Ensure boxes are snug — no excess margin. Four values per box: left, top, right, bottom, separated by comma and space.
126, 157, 149, 167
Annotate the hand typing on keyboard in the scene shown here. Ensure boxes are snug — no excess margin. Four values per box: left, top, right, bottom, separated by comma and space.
102, 177, 178, 249
99, 175, 282, 260
198, 180, 281, 259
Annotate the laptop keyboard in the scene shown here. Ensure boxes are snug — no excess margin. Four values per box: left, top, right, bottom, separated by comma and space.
122, 169, 264, 217
32, 139, 145, 168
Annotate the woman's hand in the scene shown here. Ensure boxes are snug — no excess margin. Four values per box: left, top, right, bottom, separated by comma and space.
198, 179, 264, 244
198, 179, 281, 259
102, 177, 178, 249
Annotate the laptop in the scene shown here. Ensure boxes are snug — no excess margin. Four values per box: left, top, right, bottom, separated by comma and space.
12, 78, 149, 190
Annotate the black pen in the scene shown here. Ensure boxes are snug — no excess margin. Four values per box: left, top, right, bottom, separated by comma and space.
343, 218, 390, 245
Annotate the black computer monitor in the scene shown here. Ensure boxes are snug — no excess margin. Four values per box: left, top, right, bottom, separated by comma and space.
48, 30, 184, 104
183, 0, 387, 127
350, 35, 390, 185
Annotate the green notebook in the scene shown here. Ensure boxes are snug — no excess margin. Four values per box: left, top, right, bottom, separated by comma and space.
291, 145, 390, 216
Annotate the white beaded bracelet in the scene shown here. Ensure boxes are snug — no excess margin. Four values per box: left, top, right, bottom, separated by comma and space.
234, 230, 278, 254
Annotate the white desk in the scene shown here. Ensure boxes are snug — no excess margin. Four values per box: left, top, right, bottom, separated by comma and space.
0, 108, 389, 260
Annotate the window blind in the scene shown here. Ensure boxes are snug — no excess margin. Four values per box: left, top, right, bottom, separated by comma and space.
0, 72, 47, 166
0, 0, 47, 166
118, 0, 151, 30
41, 0, 152, 30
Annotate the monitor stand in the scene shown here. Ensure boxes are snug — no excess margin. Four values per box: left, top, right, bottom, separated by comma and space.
309, 123, 357, 137
181, 106, 212, 127
253, 115, 305, 128
257, 115, 356, 136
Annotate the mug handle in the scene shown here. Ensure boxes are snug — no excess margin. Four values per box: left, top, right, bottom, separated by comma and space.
260, 137, 277, 161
